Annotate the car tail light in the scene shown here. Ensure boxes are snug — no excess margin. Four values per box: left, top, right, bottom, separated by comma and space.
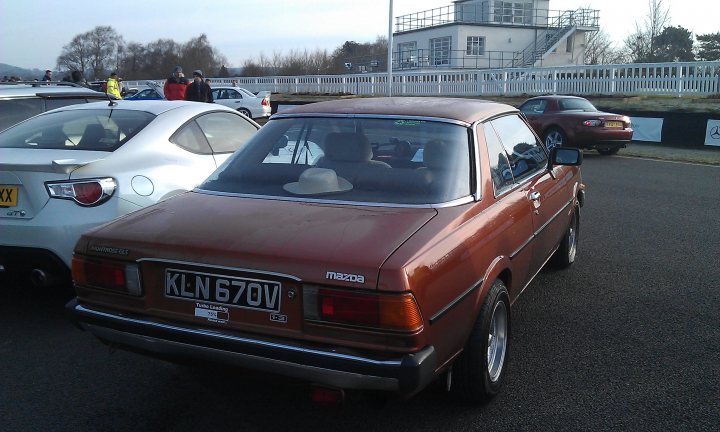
261, 97, 269, 107
582, 120, 603, 127
303, 286, 423, 332
72, 256, 141, 296
47, 178, 116, 206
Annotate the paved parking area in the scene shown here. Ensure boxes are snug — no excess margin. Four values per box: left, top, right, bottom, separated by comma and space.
1, 154, 719, 431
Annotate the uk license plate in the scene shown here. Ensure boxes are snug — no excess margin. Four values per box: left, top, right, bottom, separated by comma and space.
0, 185, 18, 207
605, 121, 623, 128
164, 268, 281, 313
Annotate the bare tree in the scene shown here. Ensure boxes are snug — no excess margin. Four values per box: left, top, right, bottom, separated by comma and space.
181, 34, 225, 77
56, 33, 92, 77
119, 42, 148, 79
56, 26, 125, 79
624, 0, 671, 62
143, 39, 182, 78
584, 30, 627, 64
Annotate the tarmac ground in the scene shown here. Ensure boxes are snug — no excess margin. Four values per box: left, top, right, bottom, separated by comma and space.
613, 142, 720, 165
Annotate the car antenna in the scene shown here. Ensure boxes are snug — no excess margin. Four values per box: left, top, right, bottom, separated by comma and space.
106, 91, 118, 107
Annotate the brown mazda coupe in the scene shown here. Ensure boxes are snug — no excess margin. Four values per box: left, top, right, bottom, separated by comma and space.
67, 97, 585, 403
519, 95, 633, 155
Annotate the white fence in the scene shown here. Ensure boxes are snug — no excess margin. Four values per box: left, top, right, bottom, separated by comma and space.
129, 61, 720, 97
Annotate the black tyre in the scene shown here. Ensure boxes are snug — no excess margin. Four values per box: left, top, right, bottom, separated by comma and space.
544, 127, 567, 151
597, 147, 620, 155
451, 279, 510, 403
238, 108, 252, 117
551, 207, 579, 269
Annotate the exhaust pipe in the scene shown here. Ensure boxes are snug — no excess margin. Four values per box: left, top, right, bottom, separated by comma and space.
30, 268, 58, 288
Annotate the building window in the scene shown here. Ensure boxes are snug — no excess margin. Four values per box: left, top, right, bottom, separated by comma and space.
566, 36, 573, 53
493, 1, 532, 24
398, 42, 418, 66
430, 36, 452, 66
466, 36, 486, 56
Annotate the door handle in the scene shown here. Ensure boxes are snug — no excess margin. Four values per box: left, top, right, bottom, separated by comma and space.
530, 191, 541, 201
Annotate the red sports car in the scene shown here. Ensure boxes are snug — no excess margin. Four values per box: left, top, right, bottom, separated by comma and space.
519, 95, 633, 155
66, 97, 585, 403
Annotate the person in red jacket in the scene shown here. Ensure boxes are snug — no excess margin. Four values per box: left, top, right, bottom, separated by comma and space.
163, 66, 189, 100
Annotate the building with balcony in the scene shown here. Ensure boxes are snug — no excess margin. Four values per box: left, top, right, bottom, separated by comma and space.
392, 0, 599, 70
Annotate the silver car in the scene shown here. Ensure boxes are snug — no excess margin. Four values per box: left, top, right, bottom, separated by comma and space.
211, 86, 271, 119
0, 100, 259, 287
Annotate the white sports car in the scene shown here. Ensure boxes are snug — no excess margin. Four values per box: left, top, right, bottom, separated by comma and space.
0, 100, 259, 287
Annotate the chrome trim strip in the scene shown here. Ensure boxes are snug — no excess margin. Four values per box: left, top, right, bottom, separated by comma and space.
269, 113, 472, 127
510, 198, 573, 260
82, 323, 398, 391
74, 303, 402, 367
192, 189, 474, 209
429, 278, 484, 325
136, 258, 302, 282
533, 200, 572, 237
510, 235, 534, 260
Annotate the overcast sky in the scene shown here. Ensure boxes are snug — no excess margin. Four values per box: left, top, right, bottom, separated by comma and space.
0, 0, 715, 71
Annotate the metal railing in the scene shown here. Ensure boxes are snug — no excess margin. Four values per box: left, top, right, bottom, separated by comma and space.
124, 62, 720, 98
395, 2, 599, 33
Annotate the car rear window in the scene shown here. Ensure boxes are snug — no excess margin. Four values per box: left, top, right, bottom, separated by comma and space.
0, 98, 43, 131
200, 117, 472, 205
0, 108, 155, 151
558, 98, 596, 111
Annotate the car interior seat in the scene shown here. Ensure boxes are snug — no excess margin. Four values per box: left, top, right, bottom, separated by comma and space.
421, 139, 466, 200
316, 132, 390, 182
78, 124, 107, 149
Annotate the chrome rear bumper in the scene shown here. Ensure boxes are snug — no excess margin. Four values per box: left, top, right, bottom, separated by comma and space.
66, 299, 437, 395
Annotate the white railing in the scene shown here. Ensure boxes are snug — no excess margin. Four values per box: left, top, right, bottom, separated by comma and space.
127, 61, 720, 97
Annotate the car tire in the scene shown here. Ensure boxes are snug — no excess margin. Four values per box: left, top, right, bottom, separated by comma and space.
552, 207, 579, 269
544, 127, 566, 151
451, 279, 510, 403
597, 147, 620, 155
237, 108, 252, 117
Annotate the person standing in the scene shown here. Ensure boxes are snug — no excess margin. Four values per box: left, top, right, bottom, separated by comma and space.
41, 70, 52, 81
164, 66, 189, 100
106, 72, 122, 99
185, 70, 213, 103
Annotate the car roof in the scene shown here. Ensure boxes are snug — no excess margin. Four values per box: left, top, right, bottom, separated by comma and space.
0, 83, 106, 99
525, 95, 587, 101
276, 97, 517, 124
50, 99, 239, 116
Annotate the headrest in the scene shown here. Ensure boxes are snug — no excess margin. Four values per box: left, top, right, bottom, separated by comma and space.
324, 132, 372, 162
423, 139, 455, 169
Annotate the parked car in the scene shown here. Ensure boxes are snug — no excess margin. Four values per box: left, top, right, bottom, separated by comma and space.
0, 100, 259, 287
0, 82, 111, 131
519, 95, 633, 155
211, 86, 270, 119
124, 87, 163, 100
66, 97, 584, 403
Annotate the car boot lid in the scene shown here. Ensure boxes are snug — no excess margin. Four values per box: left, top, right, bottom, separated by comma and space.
0, 148, 106, 174
79, 191, 438, 290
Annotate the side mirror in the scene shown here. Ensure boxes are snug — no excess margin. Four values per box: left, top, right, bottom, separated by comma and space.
550, 147, 582, 166
271, 135, 289, 156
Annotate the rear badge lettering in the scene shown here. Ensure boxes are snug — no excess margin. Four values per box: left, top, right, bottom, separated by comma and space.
195, 302, 229, 324
326, 271, 365, 284
90, 245, 130, 256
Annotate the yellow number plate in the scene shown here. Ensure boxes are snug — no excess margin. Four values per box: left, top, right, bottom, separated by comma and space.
606, 121, 623, 128
0, 185, 19, 207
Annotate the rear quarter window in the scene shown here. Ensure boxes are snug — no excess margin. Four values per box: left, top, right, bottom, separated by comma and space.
0, 98, 43, 131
